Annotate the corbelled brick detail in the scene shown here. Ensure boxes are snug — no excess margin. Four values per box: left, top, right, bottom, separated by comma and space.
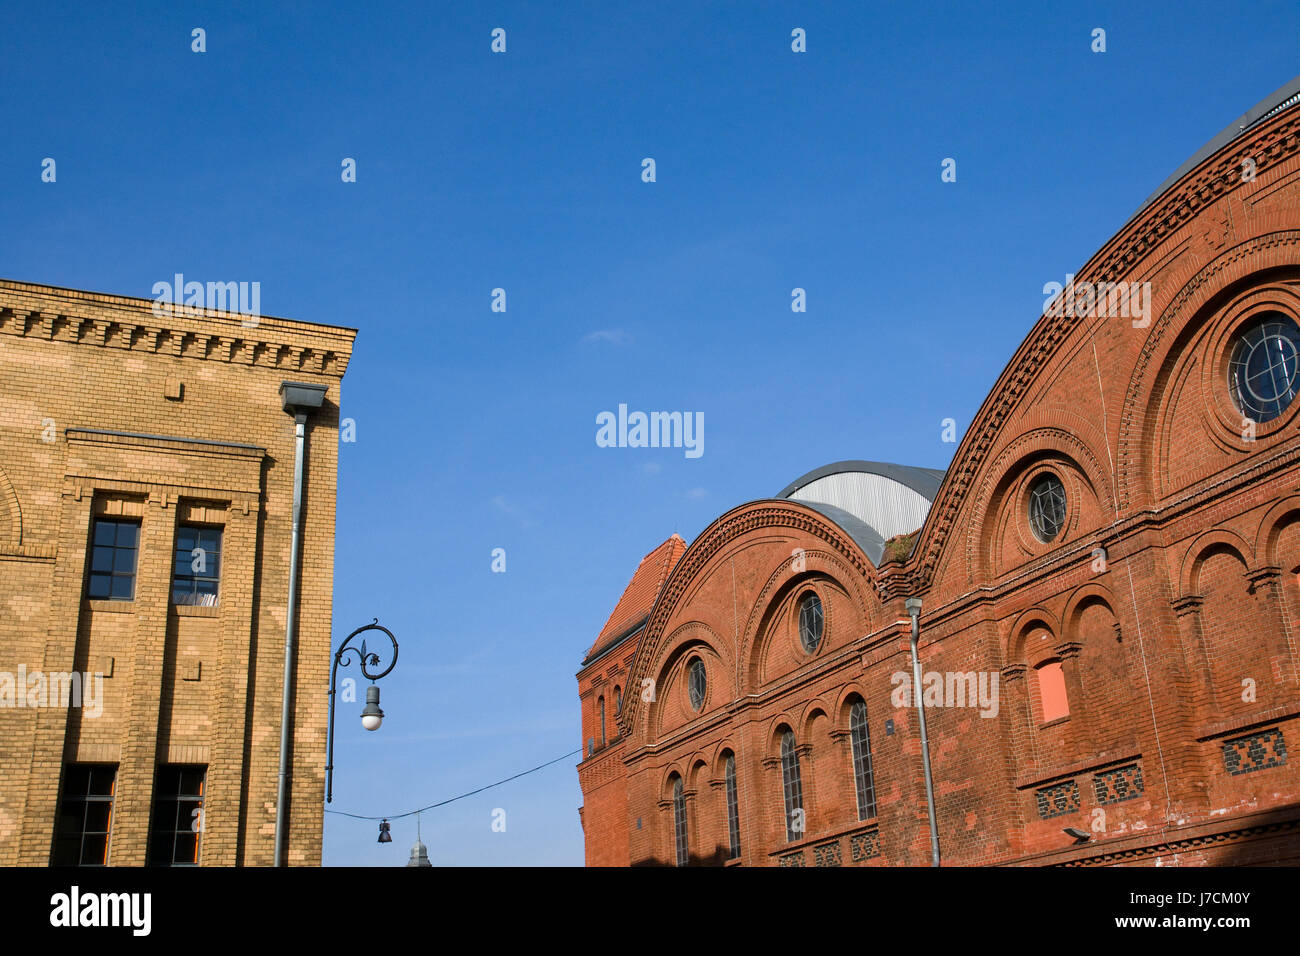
0, 281, 354, 866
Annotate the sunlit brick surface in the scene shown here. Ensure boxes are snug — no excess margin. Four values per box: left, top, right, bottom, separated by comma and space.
579, 92, 1300, 867
0, 281, 354, 866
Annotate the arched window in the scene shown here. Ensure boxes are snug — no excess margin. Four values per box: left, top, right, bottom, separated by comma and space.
1036, 660, 1069, 722
849, 699, 877, 820
780, 731, 804, 842
597, 696, 606, 747
671, 774, 688, 866
723, 752, 741, 859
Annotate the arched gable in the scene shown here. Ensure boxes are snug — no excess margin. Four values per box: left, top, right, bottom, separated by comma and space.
619, 500, 874, 744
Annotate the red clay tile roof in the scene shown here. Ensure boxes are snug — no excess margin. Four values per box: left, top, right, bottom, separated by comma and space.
584, 534, 687, 661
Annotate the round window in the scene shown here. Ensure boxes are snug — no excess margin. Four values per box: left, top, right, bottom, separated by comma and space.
687, 658, 706, 711
1228, 312, 1300, 423
798, 592, 823, 653
1028, 475, 1067, 543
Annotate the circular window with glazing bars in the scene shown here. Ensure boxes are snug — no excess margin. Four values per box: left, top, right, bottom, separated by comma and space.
687, 658, 706, 711
1228, 312, 1300, 424
1028, 474, 1067, 543
798, 591, 823, 653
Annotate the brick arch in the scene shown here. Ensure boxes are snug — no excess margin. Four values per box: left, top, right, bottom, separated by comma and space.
1062, 582, 1120, 632
620, 500, 872, 740
1006, 607, 1060, 665
764, 715, 800, 752
739, 547, 872, 696
796, 700, 831, 741
1255, 493, 1300, 568
1117, 237, 1300, 509
0, 465, 21, 551
1177, 528, 1254, 597
832, 682, 871, 726
640, 621, 729, 745
874, 110, 1300, 602
660, 765, 687, 802
965, 423, 1115, 583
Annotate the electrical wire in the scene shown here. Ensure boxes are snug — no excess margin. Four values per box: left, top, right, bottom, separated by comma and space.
324, 748, 582, 821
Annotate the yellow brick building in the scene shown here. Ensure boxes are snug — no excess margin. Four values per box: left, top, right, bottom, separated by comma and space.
0, 279, 355, 866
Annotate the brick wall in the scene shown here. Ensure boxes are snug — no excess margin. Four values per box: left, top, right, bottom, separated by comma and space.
0, 280, 354, 865
581, 94, 1300, 866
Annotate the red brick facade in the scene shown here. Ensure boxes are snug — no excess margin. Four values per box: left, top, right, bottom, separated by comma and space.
578, 84, 1300, 866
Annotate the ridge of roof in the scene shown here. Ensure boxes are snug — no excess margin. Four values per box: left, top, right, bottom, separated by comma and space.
583, 534, 687, 662
776, 459, 946, 501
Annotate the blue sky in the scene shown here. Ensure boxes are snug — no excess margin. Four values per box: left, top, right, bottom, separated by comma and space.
3, 1, 1298, 865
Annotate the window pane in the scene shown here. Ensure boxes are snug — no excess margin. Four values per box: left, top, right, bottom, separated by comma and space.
88, 574, 111, 599
115, 523, 139, 547
93, 522, 116, 546
91, 548, 113, 572
113, 548, 136, 573
110, 575, 133, 599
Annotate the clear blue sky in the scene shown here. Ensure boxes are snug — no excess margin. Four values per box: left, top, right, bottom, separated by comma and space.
3, 1, 1297, 865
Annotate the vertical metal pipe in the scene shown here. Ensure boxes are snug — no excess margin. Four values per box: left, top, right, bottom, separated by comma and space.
273, 414, 308, 866
907, 598, 941, 867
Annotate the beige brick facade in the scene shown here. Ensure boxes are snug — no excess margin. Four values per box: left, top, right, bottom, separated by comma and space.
0, 279, 355, 866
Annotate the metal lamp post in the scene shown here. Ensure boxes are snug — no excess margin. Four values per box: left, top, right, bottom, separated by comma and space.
326, 618, 400, 803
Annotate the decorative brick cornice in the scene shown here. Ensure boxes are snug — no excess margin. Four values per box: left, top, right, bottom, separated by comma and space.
618, 501, 871, 739
1053, 640, 1084, 661
0, 281, 355, 379
1171, 594, 1205, 617
874, 104, 1300, 601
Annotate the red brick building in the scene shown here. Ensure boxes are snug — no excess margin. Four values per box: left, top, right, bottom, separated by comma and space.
578, 75, 1300, 866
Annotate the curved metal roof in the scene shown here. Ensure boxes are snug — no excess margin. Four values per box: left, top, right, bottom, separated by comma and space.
776, 460, 945, 565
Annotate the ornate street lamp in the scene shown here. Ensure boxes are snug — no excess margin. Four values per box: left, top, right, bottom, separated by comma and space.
326, 619, 399, 803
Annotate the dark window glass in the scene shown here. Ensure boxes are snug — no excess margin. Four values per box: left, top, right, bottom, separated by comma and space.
672, 775, 688, 866
781, 731, 804, 842
850, 700, 877, 820
597, 696, 606, 748
52, 764, 117, 865
87, 520, 140, 601
148, 765, 206, 866
1028, 475, 1067, 543
724, 752, 741, 859
687, 659, 706, 711
1229, 312, 1300, 423
172, 525, 222, 606
798, 592, 823, 653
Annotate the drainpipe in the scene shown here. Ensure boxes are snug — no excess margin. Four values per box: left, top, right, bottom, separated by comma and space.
274, 381, 328, 866
906, 597, 941, 867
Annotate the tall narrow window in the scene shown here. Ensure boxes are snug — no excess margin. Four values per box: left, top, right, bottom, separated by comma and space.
87, 519, 140, 601
53, 764, 117, 865
1036, 660, 1069, 723
780, 731, 804, 842
148, 765, 206, 866
723, 752, 741, 859
850, 699, 877, 820
172, 525, 222, 606
614, 685, 623, 716
597, 696, 606, 748
672, 775, 688, 866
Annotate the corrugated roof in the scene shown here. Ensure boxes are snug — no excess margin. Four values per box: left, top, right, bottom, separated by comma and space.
583, 534, 687, 662
776, 460, 945, 564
